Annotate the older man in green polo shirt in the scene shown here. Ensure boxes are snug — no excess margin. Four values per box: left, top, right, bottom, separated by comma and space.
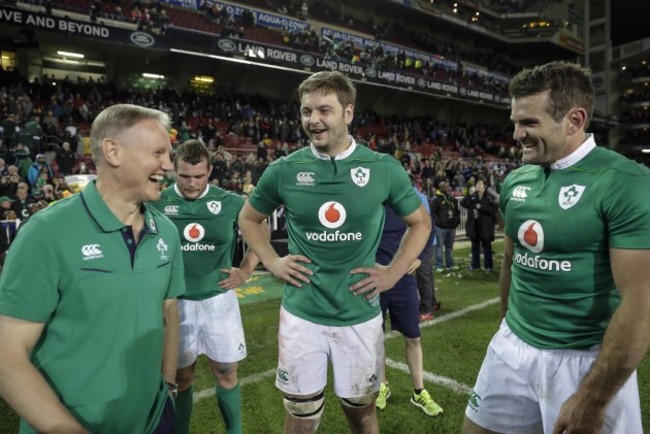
0, 104, 186, 434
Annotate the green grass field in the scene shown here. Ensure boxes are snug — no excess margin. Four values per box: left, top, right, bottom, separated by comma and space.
1, 242, 649, 433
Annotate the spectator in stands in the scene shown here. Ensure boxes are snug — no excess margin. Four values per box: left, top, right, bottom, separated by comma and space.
414, 184, 440, 321
41, 110, 59, 136
241, 170, 255, 195
27, 154, 54, 187
57, 141, 77, 176
41, 183, 56, 204
1, 113, 19, 146
22, 115, 43, 155
11, 182, 33, 221
0, 196, 14, 215
374, 204, 443, 416
460, 178, 498, 272
239, 70, 431, 434
211, 152, 229, 182
0, 103, 183, 434
151, 140, 261, 434
431, 180, 460, 272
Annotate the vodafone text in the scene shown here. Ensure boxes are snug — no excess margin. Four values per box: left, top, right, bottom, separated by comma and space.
514, 251, 571, 272
305, 230, 362, 242
182, 244, 216, 252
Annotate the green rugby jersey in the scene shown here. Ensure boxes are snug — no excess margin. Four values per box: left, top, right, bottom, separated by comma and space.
500, 136, 650, 349
0, 181, 186, 434
248, 140, 421, 326
151, 184, 244, 300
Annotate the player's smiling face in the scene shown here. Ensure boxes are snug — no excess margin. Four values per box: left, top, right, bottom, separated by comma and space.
300, 91, 353, 156
511, 90, 572, 165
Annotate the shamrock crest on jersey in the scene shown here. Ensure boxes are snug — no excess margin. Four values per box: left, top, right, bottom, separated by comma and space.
207, 200, 222, 214
558, 185, 586, 210
351, 167, 370, 187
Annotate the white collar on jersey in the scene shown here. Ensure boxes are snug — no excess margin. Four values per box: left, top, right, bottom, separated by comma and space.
309, 136, 357, 161
173, 183, 210, 199
550, 133, 596, 170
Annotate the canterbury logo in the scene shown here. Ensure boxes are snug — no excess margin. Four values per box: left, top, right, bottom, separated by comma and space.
82, 244, 103, 260
164, 205, 179, 214
512, 186, 530, 200
296, 172, 315, 184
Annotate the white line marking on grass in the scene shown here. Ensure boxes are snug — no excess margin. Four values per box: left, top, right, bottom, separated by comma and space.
385, 358, 473, 395
385, 297, 499, 340
193, 297, 499, 403
193, 369, 276, 402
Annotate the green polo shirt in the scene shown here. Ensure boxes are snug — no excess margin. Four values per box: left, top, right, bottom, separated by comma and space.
0, 181, 186, 434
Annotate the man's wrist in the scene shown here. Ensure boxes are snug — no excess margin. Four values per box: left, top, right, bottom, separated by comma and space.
166, 381, 178, 399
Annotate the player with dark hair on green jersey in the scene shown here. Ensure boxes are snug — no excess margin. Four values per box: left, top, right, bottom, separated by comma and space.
463, 61, 650, 434
151, 139, 262, 434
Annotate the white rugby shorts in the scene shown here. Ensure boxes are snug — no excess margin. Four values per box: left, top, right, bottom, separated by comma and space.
465, 320, 642, 434
275, 306, 383, 399
177, 290, 247, 368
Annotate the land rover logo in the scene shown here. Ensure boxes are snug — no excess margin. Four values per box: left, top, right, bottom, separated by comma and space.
218, 39, 237, 52
300, 54, 315, 66
364, 67, 377, 78
130, 32, 155, 47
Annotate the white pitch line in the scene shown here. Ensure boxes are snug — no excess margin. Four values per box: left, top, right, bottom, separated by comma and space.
193, 297, 499, 403
385, 358, 473, 395
385, 296, 499, 341
193, 369, 276, 402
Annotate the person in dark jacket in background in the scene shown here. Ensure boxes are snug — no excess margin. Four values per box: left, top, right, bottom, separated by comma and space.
460, 179, 498, 272
431, 181, 460, 272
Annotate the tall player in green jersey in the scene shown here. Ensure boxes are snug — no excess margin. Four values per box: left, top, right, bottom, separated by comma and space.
239, 71, 431, 434
151, 140, 260, 434
463, 62, 650, 434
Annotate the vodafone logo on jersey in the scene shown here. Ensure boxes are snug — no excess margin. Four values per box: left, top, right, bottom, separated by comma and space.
306, 201, 362, 243
182, 223, 215, 251
515, 220, 571, 272
318, 201, 347, 229
517, 220, 544, 253
183, 223, 206, 242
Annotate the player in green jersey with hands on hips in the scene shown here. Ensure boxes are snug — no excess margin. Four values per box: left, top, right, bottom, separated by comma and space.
239, 71, 431, 434
462, 61, 650, 434
151, 139, 263, 434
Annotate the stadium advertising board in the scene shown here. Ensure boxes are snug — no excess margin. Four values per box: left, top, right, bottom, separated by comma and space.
215, 37, 509, 105
0, 5, 168, 50
199, 0, 310, 32
158, 0, 199, 10
321, 26, 458, 71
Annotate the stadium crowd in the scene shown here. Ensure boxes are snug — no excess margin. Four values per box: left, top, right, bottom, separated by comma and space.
0, 64, 521, 262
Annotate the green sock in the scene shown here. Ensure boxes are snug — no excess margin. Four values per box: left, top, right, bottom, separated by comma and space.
174, 387, 193, 434
216, 383, 242, 434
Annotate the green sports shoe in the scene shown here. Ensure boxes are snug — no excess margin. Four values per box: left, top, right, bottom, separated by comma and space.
410, 389, 443, 416
375, 383, 391, 410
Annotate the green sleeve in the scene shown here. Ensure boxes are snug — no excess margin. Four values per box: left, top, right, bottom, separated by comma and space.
386, 157, 420, 217
604, 172, 650, 249
248, 162, 282, 215
0, 219, 60, 322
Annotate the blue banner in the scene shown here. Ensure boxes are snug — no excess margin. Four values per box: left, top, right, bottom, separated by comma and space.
158, 0, 199, 10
